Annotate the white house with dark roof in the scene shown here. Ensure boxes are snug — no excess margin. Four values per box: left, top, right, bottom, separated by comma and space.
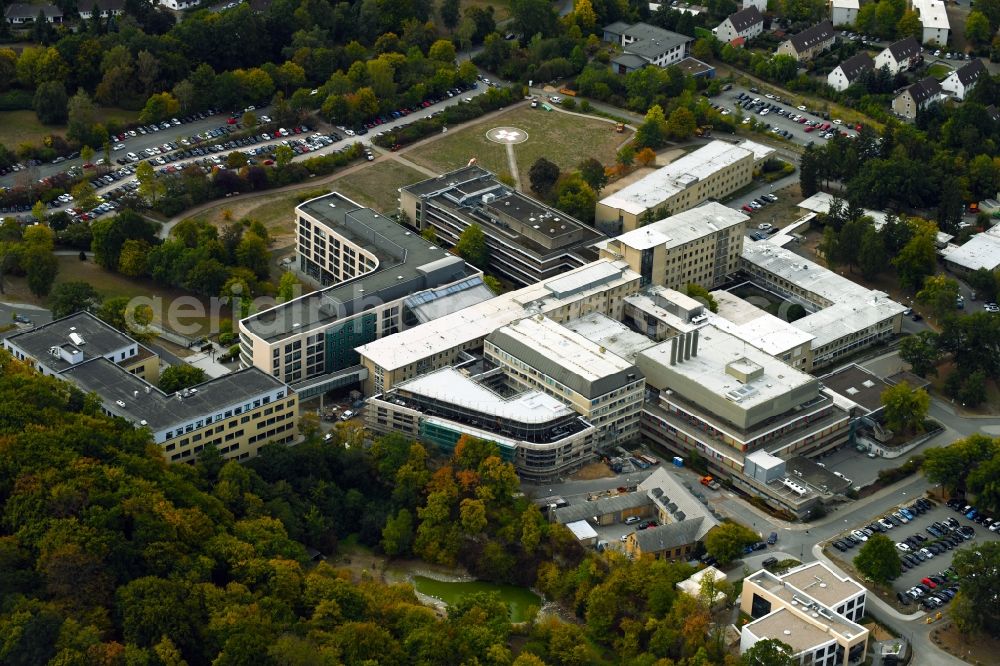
941, 59, 987, 100
742, 0, 767, 11
830, 0, 859, 26
777, 20, 835, 61
605, 22, 693, 74
827, 53, 874, 91
892, 76, 945, 119
4, 3, 63, 23
714, 6, 764, 43
874, 37, 922, 75
77, 0, 125, 18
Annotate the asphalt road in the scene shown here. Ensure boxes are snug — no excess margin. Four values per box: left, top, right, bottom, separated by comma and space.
0, 300, 51, 328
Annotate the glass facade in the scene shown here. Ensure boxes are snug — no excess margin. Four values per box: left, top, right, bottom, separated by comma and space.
324, 313, 377, 372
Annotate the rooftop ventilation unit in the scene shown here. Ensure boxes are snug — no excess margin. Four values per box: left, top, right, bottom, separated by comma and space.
115, 400, 126, 407
69, 332, 85, 346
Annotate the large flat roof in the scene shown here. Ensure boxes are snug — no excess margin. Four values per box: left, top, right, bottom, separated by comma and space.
942, 232, 1000, 271
608, 202, 748, 250
60, 357, 288, 432
737, 139, 776, 163
709, 290, 814, 356
637, 325, 815, 408
5, 311, 135, 373
242, 192, 478, 342
598, 142, 754, 215
911, 0, 950, 28
394, 366, 576, 423
818, 364, 890, 414
742, 241, 906, 349
563, 312, 657, 362
403, 277, 497, 324
403, 165, 604, 255
745, 608, 836, 653
357, 259, 640, 371
487, 315, 641, 399
779, 561, 865, 607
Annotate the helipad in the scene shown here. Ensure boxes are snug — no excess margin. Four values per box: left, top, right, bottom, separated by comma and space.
486, 127, 529, 144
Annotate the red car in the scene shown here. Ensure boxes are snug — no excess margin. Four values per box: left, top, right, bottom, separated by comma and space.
227, 117, 237, 125
741, 205, 754, 213
921, 577, 937, 588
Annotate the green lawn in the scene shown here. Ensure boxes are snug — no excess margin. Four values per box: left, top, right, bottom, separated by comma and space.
406, 106, 634, 188
1, 255, 216, 335
928, 63, 952, 80
0, 107, 139, 148
332, 160, 426, 213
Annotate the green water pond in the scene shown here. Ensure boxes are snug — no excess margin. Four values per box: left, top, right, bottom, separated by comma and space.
411, 575, 541, 622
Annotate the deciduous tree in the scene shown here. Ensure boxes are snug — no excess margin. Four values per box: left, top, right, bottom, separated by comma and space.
880, 381, 929, 435
853, 534, 901, 584
704, 522, 758, 565
741, 638, 796, 666
899, 331, 941, 377
453, 223, 488, 268
916, 274, 960, 322
48, 281, 101, 318
529, 157, 560, 198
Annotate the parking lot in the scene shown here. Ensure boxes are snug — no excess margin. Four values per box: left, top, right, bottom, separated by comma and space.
828, 497, 1000, 611
728, 87, 862, 147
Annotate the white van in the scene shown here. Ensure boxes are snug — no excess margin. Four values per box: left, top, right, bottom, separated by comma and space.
339, 410, 354, 421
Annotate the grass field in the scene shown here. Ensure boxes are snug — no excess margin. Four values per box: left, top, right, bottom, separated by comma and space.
406, 106, 633, 188
332, 160, 425, 212
0, 108, 139, 148
179, 159, 426, 246
1, 256, 216, 334
928, 63, 952, 80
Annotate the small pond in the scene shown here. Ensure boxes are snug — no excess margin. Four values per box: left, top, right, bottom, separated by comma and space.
411, 575, 542, 622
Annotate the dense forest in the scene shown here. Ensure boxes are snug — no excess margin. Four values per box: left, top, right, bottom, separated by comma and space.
0, 350, 758, 665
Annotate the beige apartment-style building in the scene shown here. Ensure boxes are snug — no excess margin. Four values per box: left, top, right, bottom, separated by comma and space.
598, 202, 748, 290
4, 311, 298, 464
595, 140, 769, 233
740, 561, 869, 666
356, 259, 642, 395
484, 314, 645, 445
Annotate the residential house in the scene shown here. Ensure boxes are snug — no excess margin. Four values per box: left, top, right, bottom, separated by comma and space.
911, 0, 950, 44
77, 0, 126, 18
605, 22, 693, 74
827, 52, 874, 91
892, 76, 944, 119
830, 0, 859, 26
777, 20, 835, 61
714, 6, 764, 44
158, 0, 198, 9
742, 0, 767, 11
874, 37, 922, 75
4, 3, 63, 23
941, 58, 987, 100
